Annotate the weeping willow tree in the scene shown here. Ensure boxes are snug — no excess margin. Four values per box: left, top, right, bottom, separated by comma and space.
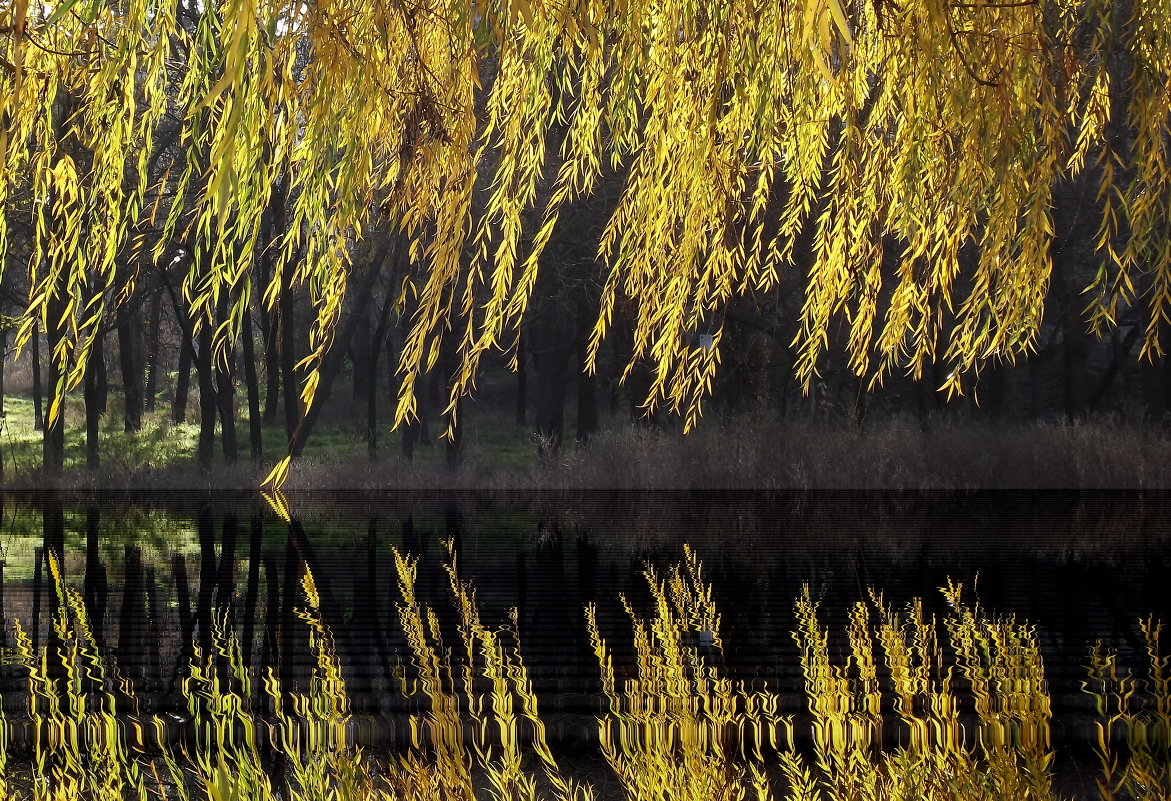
0, 0, 1169, 484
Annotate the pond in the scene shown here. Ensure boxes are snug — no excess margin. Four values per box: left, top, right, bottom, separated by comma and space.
0, 490, 1167, 800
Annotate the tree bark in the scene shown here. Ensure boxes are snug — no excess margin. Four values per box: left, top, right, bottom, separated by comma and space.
118, 297, 145, 432
242, 303, 263, 460
31, 322, 44, 431
172, 325, 193, 424
287, 241, 394, 458
195, 323, 217, 469
366, 289, 395, 458
144, 290, 163, 413
84, 330, 104, 469
576, 336, 597, 444
515, 332, 527, 425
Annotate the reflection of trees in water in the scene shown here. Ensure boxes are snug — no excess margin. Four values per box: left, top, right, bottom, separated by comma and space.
0, 492, 1166, 758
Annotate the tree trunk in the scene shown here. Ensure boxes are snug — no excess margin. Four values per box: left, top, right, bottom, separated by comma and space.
31, 322, 44, 431
118, 297, 145, 432
215, 291, 238, 464
515, 332, 527, 425
144, 290, 163, 413
533, 311, 570, 455
242, 304, 263, 460
195, 323, 217, 469
172, 325, 193, 424
287, 242, 394, 457
84, 330, 104, 469
44, 295, 67, 476
367, 290, 395, 458
280, 260, 299, 442
576, 337, 597, 444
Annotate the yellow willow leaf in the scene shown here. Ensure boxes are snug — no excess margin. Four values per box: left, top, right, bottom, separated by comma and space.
826, 0, 853, 45
262, 458, 291, 492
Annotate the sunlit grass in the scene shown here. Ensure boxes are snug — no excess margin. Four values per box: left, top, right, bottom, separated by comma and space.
1, 546, 1167, 800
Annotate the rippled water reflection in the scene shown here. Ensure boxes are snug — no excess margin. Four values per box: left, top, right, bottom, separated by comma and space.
0, 490, 1166, 799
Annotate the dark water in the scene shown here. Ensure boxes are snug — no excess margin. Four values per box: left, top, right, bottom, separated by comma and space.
0, 490, 1168, 790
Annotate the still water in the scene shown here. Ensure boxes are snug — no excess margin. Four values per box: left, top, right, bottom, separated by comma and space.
0, 490, 1168, 797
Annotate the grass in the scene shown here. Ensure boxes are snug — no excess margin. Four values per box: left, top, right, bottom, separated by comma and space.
1, 386, 1170, 489
1, 544, 1168, 800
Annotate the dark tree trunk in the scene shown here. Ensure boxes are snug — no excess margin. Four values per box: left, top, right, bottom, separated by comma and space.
84, 330, 105, 468
280, 260, 299, 442
242, 304, 263, 460
0, 327, 7, 420
144, 290, 163, 413
31, 323, 44, 431
118, 298, 145, 432
215, 325, 239, 464
287, 242, 393, 457
195, 323, 217, 469
576, 337, 597, 444
44, 294, 67, 475
242, 515, 263, 668
351, 304, 372, 401
533, 311, 570, 455
173, 325, 193, 424
83, 507, 106, 648
367, 290, 395, 458
515, 332, 527, 425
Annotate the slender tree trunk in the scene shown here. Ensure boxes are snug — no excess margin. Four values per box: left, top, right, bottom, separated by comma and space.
84, 331, 104, 468
0, 327, 7, 420
287, 243, 393, 457
280, 260, 299, 441
195, 323, 217, 469
242, 304, 263, 460
214, 294, 239, 464
576, 337, 597, 444
118, 297, 145, 432
172, 326, 193, 424
367, 291, 394, 458
44, 294, 67, 475
516, 332, 527, 425
31, 323, 44, 431
144, 290, 163, 413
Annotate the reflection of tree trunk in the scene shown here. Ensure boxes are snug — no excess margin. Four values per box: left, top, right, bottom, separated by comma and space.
84, 506, 107, 648
278, 538, 302, 690
217, 514, 238, 614
118, 544, 145, 688
169, 552, 194, 698
242, 516, 264, 668
196, 507, 217, 658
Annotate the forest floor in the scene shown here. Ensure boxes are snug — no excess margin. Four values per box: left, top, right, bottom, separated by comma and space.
0, 388, 1168, 490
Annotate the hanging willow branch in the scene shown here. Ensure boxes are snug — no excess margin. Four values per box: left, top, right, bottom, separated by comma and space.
0, 0, 1168, 487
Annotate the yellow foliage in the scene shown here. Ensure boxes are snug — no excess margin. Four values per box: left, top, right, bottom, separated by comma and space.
2, 0, 1171, 481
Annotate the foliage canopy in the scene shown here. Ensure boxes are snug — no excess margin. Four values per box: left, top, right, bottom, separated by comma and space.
1, 0, 1170, 482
